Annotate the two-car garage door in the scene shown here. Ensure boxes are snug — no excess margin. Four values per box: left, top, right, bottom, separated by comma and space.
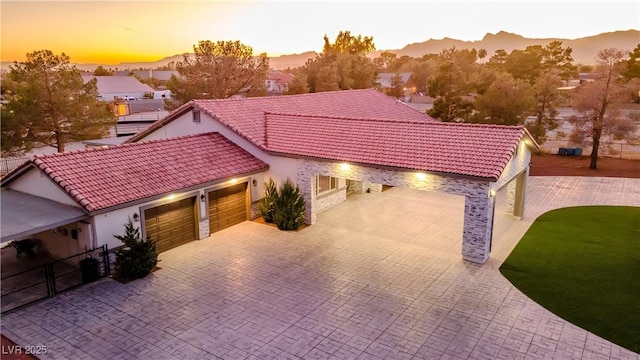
144, 183, 248, 253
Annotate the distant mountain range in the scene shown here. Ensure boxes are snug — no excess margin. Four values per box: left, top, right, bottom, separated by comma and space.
2, 30, 638, 72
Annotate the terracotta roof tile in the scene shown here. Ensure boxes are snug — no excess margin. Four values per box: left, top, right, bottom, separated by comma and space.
129, 89, 434, 146
26, 133, 268, 212
264, 113, 527, 179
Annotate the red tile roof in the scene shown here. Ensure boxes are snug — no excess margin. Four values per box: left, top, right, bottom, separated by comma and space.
264, 113, 531, 179
8, 133, 267, 212
129, 89, 434, 147
267, 71, 294, 83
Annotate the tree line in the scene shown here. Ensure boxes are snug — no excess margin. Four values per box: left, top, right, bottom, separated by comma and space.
2, 33, 639, 169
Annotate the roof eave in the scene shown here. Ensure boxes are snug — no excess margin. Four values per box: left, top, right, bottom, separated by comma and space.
88, 165, 270, 216
1, 161, 34, 187
264, 149, 497, 182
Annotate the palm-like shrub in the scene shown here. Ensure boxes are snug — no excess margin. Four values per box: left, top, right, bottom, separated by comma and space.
273, 179, 306, 230
113, 219, 158, 280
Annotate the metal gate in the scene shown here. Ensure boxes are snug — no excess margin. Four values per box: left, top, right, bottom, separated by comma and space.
0, 245, 110, 313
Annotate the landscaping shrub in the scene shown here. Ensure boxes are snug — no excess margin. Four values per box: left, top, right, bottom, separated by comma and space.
259, 178, 278, 223
272, 178, 306, 230
113, 219, 159, 280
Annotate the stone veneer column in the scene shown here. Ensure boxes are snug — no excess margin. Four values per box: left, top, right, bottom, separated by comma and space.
462, 187, 495, 264
298, 174, 316, 225
506, 179, 517, 215
199, 219, 210, 239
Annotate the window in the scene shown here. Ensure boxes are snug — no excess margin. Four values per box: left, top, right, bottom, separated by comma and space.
317, 176, 338, 195
192, 110, 201, 124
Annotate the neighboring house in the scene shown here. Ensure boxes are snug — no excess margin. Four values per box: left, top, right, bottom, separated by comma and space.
376, 72, 415, 99
265, 70, 294, 94
1, 89, 538, 264
82, 75, 155, 101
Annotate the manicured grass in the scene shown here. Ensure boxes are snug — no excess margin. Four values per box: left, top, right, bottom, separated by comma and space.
500, 206, 640, 353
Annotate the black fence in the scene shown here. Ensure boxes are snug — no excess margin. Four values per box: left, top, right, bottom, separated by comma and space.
1, 245, 110, 313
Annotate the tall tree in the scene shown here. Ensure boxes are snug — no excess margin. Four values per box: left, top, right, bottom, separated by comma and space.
427, 48, 478, 122
568, 48, 634, 169
541, 41, 578, 80
478, 48, 488, 64
526, 70, 564, 144
93, 65, 114, 76
1, 50, 115, 155
622, 43, 640, 102
303, 31, 377, 93
166, 40, 269, 108
388, 73, 406, 99
472, 72, 535, 125
285, 67, 310, 95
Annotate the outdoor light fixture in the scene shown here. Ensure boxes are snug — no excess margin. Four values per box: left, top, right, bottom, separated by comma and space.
415, 173, 427, 181
340, 163, 350, 171
133, 213, 140, 222
229, 178, 238, 184
200, 194, 206, 202
489, 189, 496, 198
252, 179, 258, 186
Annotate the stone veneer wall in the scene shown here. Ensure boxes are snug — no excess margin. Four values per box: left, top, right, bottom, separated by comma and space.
198, 219, 210, 240
316, 188, 347, 213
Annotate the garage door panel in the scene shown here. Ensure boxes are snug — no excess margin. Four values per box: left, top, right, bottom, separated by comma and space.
209, 183, 247, 233
145, 197, 196, 253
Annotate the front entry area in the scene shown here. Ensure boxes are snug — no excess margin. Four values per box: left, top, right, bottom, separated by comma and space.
144, 197, 197, 253
209, 182, 248, 233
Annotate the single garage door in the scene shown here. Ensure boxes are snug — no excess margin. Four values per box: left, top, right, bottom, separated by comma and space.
209, 183, 248, 233
144, 197, 197, 253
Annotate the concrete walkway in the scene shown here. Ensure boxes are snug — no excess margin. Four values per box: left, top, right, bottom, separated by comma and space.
1, 177, 638, 359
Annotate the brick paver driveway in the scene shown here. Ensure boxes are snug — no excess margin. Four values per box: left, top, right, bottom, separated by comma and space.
2, 177, 639, 359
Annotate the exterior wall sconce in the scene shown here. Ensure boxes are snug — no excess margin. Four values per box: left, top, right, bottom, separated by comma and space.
252, 179, 258, 186
200, 194, 206, 202
488, 189, 496, 198
133, 213, 140, 222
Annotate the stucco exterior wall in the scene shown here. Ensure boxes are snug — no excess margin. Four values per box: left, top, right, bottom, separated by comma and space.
93, 206, 144, 250
33, 221, 93, 264
8, 169, 80, 208
136, 110, 298, 202
493, 141, 532, 191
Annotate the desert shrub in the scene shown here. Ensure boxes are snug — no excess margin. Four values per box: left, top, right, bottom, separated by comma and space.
272, 178, 306, 230
259, 178, 278, 223
113, 219, 158, 280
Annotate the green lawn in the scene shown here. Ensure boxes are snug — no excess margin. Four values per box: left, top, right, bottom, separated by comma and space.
500, 206, 640, 354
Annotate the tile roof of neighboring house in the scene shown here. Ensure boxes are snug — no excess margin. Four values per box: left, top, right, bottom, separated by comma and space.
129, 89, 435, 146
376, 72, 412, 88
82, 75, 155, 95
264, 113, 534, 179
3, 133, 267, 212
267, 71, 294, 83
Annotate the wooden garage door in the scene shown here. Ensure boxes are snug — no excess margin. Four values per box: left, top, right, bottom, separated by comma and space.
209, 183, 247, 233
144, 197, 197, 253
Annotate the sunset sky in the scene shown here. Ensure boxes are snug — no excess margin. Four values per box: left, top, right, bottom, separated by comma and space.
1, 0, 638, 65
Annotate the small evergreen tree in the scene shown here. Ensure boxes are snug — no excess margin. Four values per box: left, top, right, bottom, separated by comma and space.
114, 219, 159, 280
273, 179, 306, 230
259, 178, 279, 223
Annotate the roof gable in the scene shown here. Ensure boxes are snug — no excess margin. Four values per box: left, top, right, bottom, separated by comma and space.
264, 113, 531, 179
4, 133, 268, 212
